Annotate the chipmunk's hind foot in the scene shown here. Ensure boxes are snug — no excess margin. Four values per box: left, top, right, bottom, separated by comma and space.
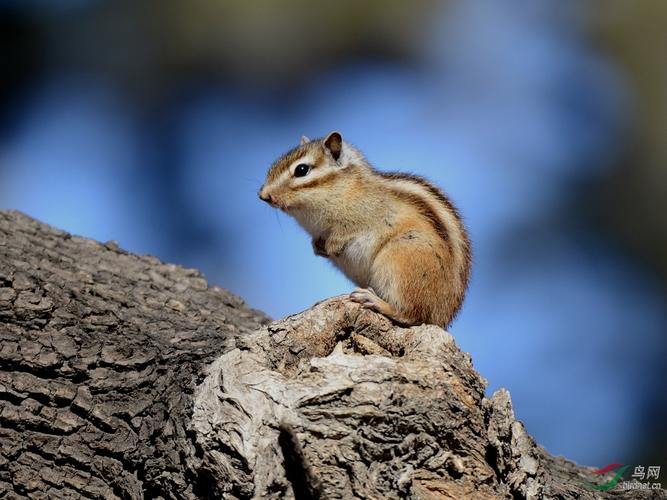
349, 287, 418, 327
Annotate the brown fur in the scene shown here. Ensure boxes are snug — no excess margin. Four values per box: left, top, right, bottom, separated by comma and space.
266, 142, 321, 184
260, 133, 471, 329
378, 171, 472, 293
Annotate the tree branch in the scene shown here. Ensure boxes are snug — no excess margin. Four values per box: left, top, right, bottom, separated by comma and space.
0, 211, 658, 499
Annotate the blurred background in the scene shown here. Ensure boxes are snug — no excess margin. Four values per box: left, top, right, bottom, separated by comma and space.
1, 0, 665, 471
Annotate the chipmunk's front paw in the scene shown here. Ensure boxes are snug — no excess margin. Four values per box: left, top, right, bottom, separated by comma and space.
313, 235, 346, 258
312, 237, 328, 257
349, 287, 382, 312
324, 236, 347, 257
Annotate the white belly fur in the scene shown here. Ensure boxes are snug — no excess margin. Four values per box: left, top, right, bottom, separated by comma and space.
331, 233, 377, 287
290, 208, 377, 287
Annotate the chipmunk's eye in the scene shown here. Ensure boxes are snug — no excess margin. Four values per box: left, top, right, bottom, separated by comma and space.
294, 164, 310, 177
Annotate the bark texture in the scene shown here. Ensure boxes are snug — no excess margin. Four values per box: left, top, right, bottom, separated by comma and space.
0, 211, 269, 498
0, 210, 663, 499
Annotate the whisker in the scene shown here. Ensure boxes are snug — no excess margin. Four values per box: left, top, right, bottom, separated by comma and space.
274, 209, 283, 232
239, 176, 263, 185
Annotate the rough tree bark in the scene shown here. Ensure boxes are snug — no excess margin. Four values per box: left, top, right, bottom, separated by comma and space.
0, 211, 662, 499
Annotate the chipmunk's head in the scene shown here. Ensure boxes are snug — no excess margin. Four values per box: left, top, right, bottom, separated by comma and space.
258, 131, 365, 212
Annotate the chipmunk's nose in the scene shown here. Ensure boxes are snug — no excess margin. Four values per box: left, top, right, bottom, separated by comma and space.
258, 187, 272, 203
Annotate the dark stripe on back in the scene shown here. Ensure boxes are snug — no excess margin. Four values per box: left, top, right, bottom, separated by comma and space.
378, 172, 462, 222
389, 189, 451, 245
377, 170, 472, 290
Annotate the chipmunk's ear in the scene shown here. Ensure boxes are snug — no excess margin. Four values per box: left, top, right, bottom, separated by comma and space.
324, 131, 342, 161
300, 135, 310, 145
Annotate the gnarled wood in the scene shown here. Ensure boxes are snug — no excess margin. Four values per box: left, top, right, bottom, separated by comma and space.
191, 297, 662, 499
0, 211, 661, 499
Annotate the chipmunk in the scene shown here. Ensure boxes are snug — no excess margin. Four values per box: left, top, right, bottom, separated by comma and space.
258, 132, 471, 329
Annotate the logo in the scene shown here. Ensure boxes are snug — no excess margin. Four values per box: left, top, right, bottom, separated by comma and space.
586, 464, 629, 491
585, 464, 662, 491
